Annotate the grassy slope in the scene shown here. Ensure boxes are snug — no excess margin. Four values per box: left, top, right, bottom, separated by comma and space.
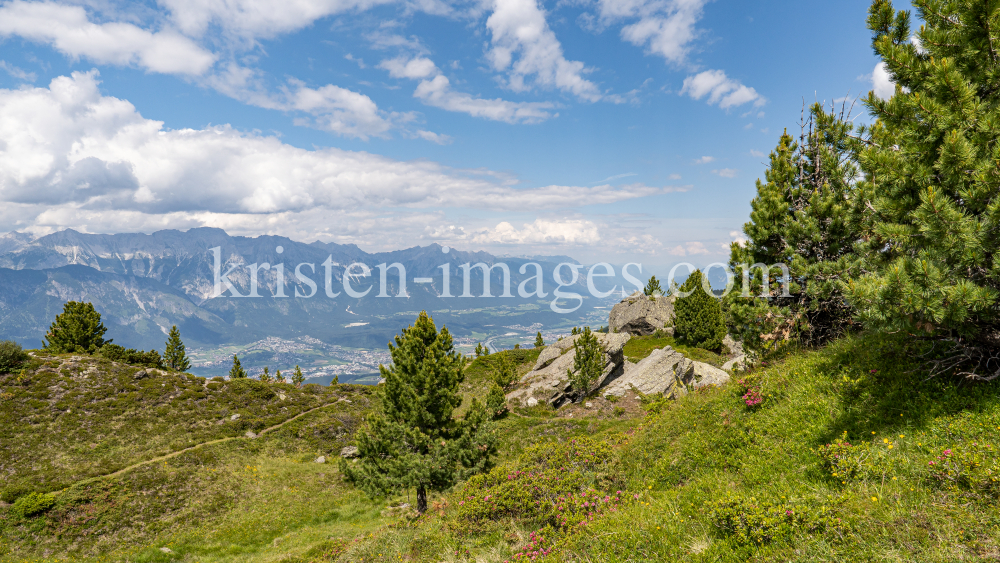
4, 336, 1000, 561
623, 335, 724, 366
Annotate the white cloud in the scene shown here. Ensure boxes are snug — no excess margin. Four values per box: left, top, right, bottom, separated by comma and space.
0, 60, 35, 82
595, 0, 706, 65
486, 0, 602, 102
667, 241, 709, 256
414, 129, 452, 144
285, 80, 406, 140
159, 0, 400, 42
472, 218, 600, 245
382, 56, 558, 123
712, 168, 738, 178
871, 62, 895, 100
680, 69, 764, 109
749, 149, 765, 157
728, 229, 747, 247
0, 1, 216, 76
668, 173, 681, 180
0, 72, 671, 225
692, 156, 714, 164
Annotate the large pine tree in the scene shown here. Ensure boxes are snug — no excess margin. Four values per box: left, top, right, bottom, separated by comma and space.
43, 301, 110, 354
341, 311, 495, 513
847, 0, 1000, 379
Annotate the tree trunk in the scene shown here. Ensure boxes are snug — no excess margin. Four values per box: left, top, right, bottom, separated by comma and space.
416, 485, 427, 514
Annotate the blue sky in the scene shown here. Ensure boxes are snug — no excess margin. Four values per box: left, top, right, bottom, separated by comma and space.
0, 0, 896, 272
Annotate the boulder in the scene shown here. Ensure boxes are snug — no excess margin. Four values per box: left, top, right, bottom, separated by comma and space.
340, 446, 360, 459
525, 397, 538, 408
722, 355, 747, 372
722, 334, 745, 357
132, 370, 149, 380
315, 456, 326, 464
674, 358, 731, 389
609, 292, 674, 336
600, 346, 687, 398
508, 332, 630, 408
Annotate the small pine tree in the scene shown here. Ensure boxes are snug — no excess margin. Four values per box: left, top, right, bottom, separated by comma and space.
483, 347, 490, 356
229, 355, 247, 379
475, 343, 484, 357
485, 381, 508, 419
43, 301, 110, 354
0, 340, 30, 374
514, 343, 520, 350
341, 311, 495, 514
534, 331, 544, 348
260, 366, 272, 383
275, 369, 285, 383
291, 365, 305, 387
644, 276, 663, 297
163, 325, 191, 372
568, 327, 603, 396
674, 270, 726, 351
493, 353, 517, 390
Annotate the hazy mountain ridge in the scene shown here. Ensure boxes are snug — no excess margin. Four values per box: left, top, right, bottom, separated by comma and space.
0, 229, 619, 352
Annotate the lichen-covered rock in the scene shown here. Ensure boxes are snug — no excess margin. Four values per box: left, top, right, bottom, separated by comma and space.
509, 332, 630, 407
600, 346, 687, 398
609, 292, 674, 336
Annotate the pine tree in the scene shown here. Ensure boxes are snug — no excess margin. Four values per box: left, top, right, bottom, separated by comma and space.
43, 301, 110, 354
844, 0, 1000, 379
260, 366, 272, 383
644, 276, 663, 297
534, 331, 544, 348
229, 355, 247, 379
726, 107, 864, 357
568, 327, 603, 396
163, 325, 191, 372
485, 382, 508, 419
675, 270, 727, 351
275, 369, 285, 384
340, 311, 495, 513
493, 352, 517, 390
291, 365, 304, 387
475, 343, 484, 357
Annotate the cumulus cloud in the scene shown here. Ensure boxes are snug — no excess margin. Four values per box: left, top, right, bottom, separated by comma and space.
594, 0, 706, 65
871, 62, 895, 100
472, 218, 600, 245
0, 1, 216, 76
692, 156, 714, 164
712, 168, 738, 178
486, 0, 602, 101
0, 72, 671, 223
749, 149, 765, 158
284, 79, 409, 140
680, 69, 764, 109
381, 56, 557, 123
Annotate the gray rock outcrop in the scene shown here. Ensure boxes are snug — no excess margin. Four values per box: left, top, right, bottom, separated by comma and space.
675, 358, 731, 389
601, 347, 688, 397
508, 332, 630, 407
609, 292, 674, 336
340, 446, 359, 458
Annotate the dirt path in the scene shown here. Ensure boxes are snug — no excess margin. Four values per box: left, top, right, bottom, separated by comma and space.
58, 401, 343, 493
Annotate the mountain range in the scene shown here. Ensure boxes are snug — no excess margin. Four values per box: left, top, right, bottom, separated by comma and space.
0, 229, 631, 352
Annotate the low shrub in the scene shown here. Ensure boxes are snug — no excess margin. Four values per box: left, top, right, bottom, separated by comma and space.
816, 431, 898, 483
228, 378, 277, 404
928, 442, 1000, 499
12, 491, 56, 519
707, 494, 842, 546
98, 344, 163, 368
0, 340, 30, 374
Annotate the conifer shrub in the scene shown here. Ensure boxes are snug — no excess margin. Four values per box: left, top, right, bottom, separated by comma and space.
228, 378, 277, 404
485, 382, 508, 419
12, 492, 56, 519
0, 340, 29, 373
98, 344, 163, 368
674, 270, 726, 351
568, 327, 603, 395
